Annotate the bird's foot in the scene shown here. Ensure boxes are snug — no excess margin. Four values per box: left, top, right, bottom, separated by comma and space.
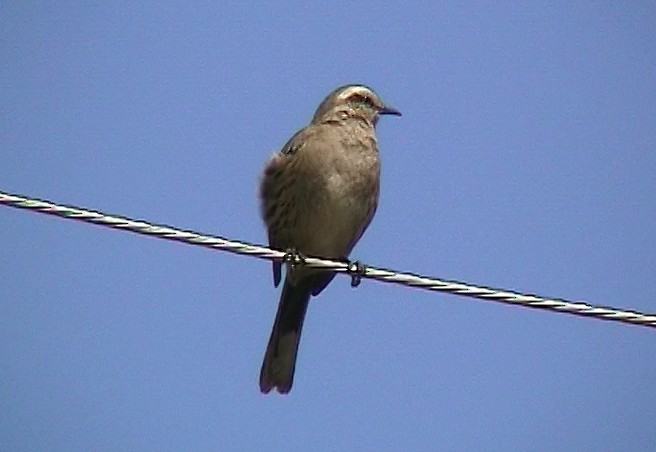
283, 248, 306, 267
346, 260, 366, 288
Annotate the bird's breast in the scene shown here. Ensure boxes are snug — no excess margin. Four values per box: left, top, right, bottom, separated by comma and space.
297, 147, 379, 257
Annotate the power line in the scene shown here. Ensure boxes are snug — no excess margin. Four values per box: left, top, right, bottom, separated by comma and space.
2, 190, 655, 329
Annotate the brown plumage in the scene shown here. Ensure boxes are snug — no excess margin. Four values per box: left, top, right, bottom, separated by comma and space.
259, 85, 400, 394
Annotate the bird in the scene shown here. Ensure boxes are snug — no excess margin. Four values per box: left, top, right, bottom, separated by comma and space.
259, 84, 401, 394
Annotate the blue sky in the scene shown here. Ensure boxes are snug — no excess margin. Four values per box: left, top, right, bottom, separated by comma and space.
1, 2, 655, 451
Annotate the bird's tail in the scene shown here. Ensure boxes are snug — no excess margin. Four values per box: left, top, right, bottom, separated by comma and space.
259, 277, 313, 394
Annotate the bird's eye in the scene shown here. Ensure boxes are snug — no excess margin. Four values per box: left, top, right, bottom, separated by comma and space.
350, 94, 374, 108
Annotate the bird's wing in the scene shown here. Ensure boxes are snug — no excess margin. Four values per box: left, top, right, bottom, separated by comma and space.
261, 127, 314, 287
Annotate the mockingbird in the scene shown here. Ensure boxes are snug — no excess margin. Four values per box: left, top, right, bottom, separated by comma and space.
259, 84, 401, 394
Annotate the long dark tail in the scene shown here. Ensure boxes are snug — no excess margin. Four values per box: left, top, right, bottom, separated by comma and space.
259, 277, 313, 394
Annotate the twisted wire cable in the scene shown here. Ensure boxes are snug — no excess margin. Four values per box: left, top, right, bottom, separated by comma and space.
2, 190, 655, 329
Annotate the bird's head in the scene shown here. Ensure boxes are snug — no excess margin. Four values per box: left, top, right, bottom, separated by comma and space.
311, 84, 401, 125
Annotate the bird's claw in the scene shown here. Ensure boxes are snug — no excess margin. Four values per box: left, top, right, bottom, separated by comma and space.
283, 248, 306, 267
347, 260, 366, 288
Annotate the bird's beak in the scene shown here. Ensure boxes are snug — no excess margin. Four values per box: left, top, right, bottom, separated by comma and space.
378, 105, 402, 116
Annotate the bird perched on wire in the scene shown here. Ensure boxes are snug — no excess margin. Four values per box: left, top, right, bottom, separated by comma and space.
259, 84, 401, 394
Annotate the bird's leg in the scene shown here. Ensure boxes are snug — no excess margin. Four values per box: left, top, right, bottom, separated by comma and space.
346, 259, 367, 288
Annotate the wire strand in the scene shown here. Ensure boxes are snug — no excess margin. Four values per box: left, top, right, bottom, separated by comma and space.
2, 190, 655, 329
